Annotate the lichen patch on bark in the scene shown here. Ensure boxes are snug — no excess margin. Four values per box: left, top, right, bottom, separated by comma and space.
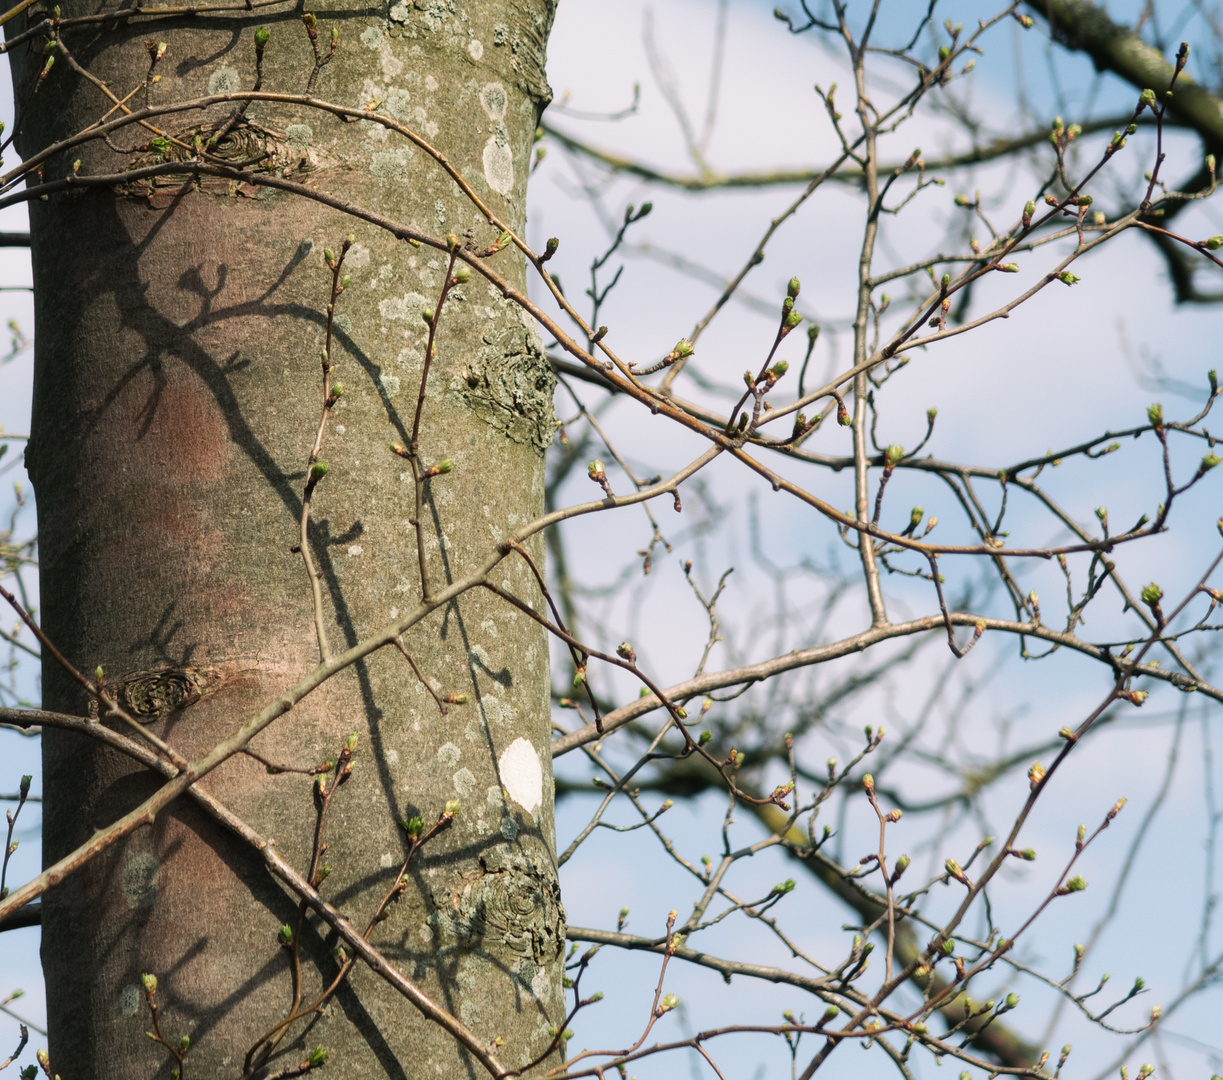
428, 847, 565, 970
450, 307, 556, 449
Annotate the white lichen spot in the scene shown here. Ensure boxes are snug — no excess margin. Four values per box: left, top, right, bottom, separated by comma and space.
370, 146, 414, 183
437, 742, 461, 767
465, 720, 482, 744
419, 924, 433, 943
500, 815, 520, 840
498, 737, 542, 815
379, 291, 428, 321
207, 66, 240, 95
346, 244, 370, 269
453, 767, 476, 799
119, 984, 141, 1017
380, 373, 401, 396
386, 87, 412, 121
480, 619, 499, 639
361, 25, 384, 49
347, 544, 363, 557
425, 74, 439, 92
480, 694, 502, 727
479, 82, 508, 120
379, 41, 404, 78
389, 0, 411, 22
531, 967, 551, 1001
379, 852, 394, 868
286, 123, 313, 147
424, 120, 439, 138
467, 38, 484, 61
386, 748, 399, 764
389, 606, 399, 619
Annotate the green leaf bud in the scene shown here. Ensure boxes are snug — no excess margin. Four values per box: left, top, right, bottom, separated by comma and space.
1064, 874, 1087, 892
1140, 88, 1157, 110
421, 308, 434, 324
1005, 993, 1020, 1008
454, 265, 471, 283
787, 276, 801, 298
1202, 452, 1221, 471
142, 973, 158, 993
1141, 582, 1164, 606
278, 924, 293, 945
1147, 402, 1164, 425
698, 730, 712, 745
1057, 271, 1080, 285
308, 1046, 330, 1067
310, 461, 329, 482
323, 248, 334, 264
998, 262, 1020, 273
435, 458, 453, 474
179, 1035, 191, 1051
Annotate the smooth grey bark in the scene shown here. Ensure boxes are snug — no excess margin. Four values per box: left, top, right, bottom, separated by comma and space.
9, 0, 563, 1075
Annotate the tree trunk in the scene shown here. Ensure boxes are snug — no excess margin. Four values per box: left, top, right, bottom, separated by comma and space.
10, 0, 562, 1074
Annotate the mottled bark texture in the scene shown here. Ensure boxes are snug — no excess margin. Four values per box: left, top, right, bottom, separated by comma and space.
10, 0, 563, 1074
